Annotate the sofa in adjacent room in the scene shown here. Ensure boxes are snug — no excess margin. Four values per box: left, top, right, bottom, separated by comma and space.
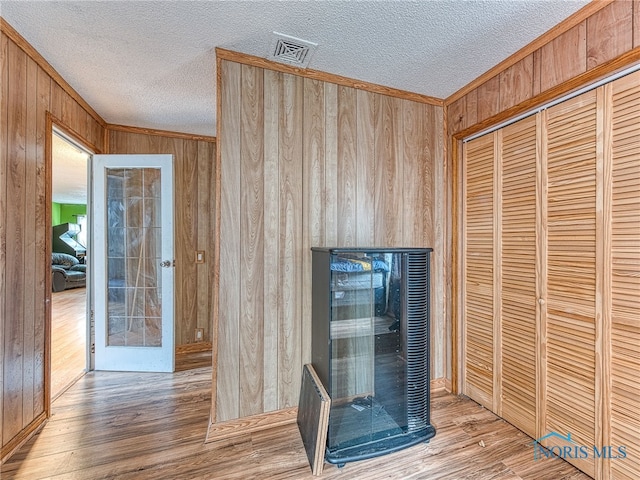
52, 252, 86, 292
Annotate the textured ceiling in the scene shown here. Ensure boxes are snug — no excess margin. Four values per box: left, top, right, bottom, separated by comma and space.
2, 0, 589, 137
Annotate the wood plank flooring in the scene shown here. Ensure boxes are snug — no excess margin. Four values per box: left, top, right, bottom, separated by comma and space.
2, 358, 590, 480
51, 287, 87, 401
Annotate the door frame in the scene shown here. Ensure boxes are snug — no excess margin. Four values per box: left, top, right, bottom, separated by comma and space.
46, 116, 101, 416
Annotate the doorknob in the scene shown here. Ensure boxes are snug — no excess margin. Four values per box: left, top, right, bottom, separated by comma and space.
160, 260, 174, 268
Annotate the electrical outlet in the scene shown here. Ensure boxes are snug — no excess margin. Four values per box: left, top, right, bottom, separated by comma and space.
195, 251, 205, 264
195, 328, 204, 342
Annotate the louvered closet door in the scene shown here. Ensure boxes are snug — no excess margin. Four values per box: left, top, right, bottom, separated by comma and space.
543, 91, 597, 478
500, 116, 537, 437
462, 134, 495, 409
609, 71, 640, 480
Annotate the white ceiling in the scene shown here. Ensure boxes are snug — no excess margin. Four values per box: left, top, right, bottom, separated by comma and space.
2, 0, 590, 138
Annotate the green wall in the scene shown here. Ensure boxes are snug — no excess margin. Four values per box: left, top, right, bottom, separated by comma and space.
52, 202, 61, 225
52, 203, 86, 225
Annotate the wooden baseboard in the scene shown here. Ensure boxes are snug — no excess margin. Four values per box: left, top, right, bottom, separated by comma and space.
205, 407, 298, 443
431, 377, 447, 392
176, 342, 212, 354
444, 378, 453, 393
1, 412, 47, 465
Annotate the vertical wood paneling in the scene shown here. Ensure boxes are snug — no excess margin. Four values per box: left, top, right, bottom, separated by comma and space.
477, 76, 500, 123
217, 60, 242, 421
533, 49, 543, 97
540, 22, 587, 92
375, 94, 403, 245
462, 134, 495, 410
609, 71, 640, 480
214, 59, 443, 425
239, 64, 264, 417
356, 89, 375, 246
49, 83, 62, 125
337, 86, 357, 245
431, 105, 445, 381
22, 55, 37, 427
464, 89, 478, 128
196, 140, 216, 343
277, 73, 303, 408
263, 69, 280, 412
586, 0, 633, 70
324, 83, 338, 246
447, 97, 466, 137
499, 56, 534, 111
177, 139, 198, 343
303, 78, 325, 367
635, 0, 640, 48
5, 39, 27, 443
0, 31, 8, 452
402, 99, 427, 247
500, 116, 537, 437
545, 91, 597, 478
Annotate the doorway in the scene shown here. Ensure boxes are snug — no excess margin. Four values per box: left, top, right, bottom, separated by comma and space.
50, 128, 92, 400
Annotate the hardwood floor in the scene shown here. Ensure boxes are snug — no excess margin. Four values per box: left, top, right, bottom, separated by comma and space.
2, 357, 590, 480
51, 287, 87, 400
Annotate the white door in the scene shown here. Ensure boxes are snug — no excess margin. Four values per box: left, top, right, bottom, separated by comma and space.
92, 154, 175, 372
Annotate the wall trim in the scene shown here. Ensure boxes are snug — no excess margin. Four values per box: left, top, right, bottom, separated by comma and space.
0, 413, 47, 465
1, 17, 106, 128
216, 47, 444, 107
445, 0, 616, 105
205, 407, 298, 443
431, 377, 447, 392
107, 123, 216, 143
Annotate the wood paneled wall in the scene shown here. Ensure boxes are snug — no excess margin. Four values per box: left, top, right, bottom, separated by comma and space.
1, 23, 106, 462
213, 57, 445, 423
107, 126, 216, 347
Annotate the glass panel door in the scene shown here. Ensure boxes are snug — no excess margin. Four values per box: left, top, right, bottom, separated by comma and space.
92, 155, 174, 372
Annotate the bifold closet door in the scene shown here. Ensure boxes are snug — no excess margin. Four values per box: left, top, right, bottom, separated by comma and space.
499, 117, 537, 438
462, 118, 538, 437
462, 134, 496, 410
542, 91, 597, 478
609, 71, 640, 480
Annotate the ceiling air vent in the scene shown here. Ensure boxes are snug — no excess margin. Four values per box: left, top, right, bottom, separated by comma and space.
268, 32, 317, 68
